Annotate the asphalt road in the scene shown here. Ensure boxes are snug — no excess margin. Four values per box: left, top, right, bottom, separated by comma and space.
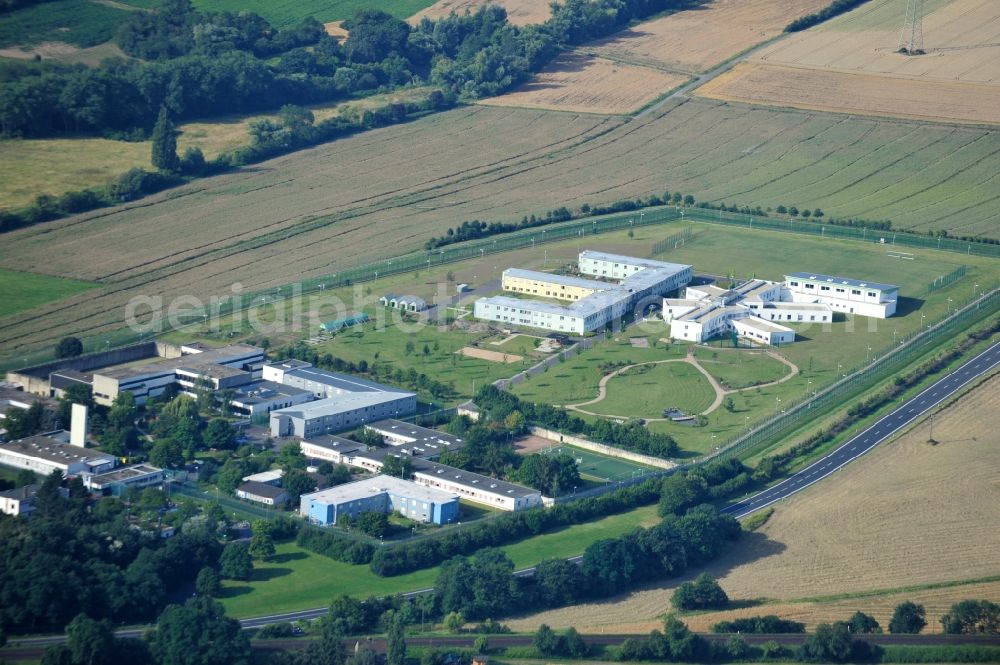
723, 340, 1000, 519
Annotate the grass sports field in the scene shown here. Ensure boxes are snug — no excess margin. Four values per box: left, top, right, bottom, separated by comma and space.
220, 504, 659, 618
0, 268, 96, 319
539, 445, 655, 482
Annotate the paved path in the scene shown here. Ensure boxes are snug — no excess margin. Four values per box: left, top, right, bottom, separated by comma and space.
723, 340, 1000, 519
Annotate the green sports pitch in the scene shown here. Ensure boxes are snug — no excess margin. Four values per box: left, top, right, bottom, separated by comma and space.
539, 444, 657, 482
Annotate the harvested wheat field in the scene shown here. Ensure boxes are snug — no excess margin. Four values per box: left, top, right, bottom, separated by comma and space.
585, 0, 830, 74
409, 0, 551, 26
698, 63, 1000, 125
698, 0, 1000, 124
3, 98, 1000, 352
479, 51, 688, 114
506, 374, 1000, 634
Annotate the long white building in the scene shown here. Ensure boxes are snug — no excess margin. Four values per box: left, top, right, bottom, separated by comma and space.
784, 273, 898, 318
475, 251, 692, 334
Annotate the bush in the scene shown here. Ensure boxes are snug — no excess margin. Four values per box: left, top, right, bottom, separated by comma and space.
671, 573, 728, 611
713, 615, 805, 634
257, 622, 294, 639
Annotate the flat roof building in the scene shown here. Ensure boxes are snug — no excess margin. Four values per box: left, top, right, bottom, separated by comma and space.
85, 464, 163, 496
364, 419, 464, 457
91, 344, 264, 406
476, 251, 692, 334
269, 391, 416, 439
229, 380, 313, 417
241, 469, 284, 486
300, 475, 459, 526
0, 434, 115, 477
0, 483, 40, 517
666, 277, 833, 345
785, 273, 899, 318
299, 435, 364, 464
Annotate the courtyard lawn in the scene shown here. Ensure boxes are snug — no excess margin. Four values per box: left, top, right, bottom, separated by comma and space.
492, 333, 553, 357
599, 362, 717, 419
220, 504, 661, 618
0, 268, 97, 319
692, 347, 791, 389
512, 338, 688, 405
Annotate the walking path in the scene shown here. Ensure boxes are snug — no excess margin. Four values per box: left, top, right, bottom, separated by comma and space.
565, 347, 798, 420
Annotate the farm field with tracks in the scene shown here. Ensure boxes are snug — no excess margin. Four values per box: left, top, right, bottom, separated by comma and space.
697, 0, 1000, 124
505, 374, 1000, 634
585, 0, 830, 75
479, 51, 688, 115
410, 0, 551, 26
2, 99, 999, 356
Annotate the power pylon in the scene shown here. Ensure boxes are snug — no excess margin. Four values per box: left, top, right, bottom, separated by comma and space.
898, 0, 925, 55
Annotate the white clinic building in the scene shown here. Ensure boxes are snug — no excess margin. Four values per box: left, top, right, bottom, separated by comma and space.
784, 273, 898, 318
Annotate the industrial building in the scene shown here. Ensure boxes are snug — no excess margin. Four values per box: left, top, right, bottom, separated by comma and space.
475, 251, 692, 334
299, 475, 459, 526
784, 273, 899, 318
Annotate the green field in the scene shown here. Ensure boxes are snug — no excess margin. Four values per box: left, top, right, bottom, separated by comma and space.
599, 362, 717, 418
220, 504, 659, 618
539, 445, 655, 482
692, 348, 790, 389
493, 333, 553, 357
0, 0, 131, 48
0, 268, 97, 319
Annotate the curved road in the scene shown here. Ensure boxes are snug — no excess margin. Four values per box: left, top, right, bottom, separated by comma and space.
722, 340, 1000, 519
6, 342, 998, 652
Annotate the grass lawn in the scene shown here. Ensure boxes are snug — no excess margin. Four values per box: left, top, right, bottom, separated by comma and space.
0, 268, 97, 319
599, 362, 717, 418
0, 0, 130, 48
539, 445, 655, 482
220, 504, 660, 618
692, 347, 790, 389
513, 339, 688, 405
492, 333, 552, 357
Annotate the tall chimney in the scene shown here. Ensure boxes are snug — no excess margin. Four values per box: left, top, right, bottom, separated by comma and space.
70, 403, 88, 447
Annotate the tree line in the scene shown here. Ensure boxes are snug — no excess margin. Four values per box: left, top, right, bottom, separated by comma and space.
475, 384, 680, 458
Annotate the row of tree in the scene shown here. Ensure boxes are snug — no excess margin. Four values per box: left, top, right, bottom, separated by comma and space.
433, 503, 739, 620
